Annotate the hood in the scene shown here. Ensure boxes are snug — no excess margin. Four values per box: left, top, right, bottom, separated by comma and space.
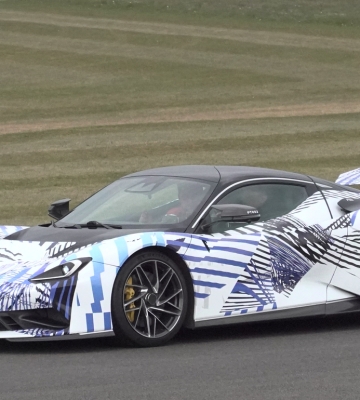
3, 225, 184, 259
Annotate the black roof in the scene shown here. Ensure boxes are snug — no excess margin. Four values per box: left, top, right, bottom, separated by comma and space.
126, 165, 312, 184
127, 165, 220, 182
215, 166, 311, 183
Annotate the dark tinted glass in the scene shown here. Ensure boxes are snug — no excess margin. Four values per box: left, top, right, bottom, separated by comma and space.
218, 183, 308, 221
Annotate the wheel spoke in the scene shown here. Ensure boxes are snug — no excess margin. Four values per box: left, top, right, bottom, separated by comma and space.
157, 270, 174, 300
124, 290, 147, 307
167, 301, 181, 311
135, 267, 144, 286
157, 288, 183, 306
133, 301, 142, 329
124, 304, 141, 313
159, 267, 171, 283
152, 312, 157, 337
148, 309, 170, 331
148, 306, 181, 317
153, 261, 159, 294
125, 283, 148, 290
139, 264, 157, 293
144, 304, 151, 337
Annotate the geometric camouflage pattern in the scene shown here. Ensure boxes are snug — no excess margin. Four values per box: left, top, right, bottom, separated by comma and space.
1, 189, 360, 340
335, 168, 360, 185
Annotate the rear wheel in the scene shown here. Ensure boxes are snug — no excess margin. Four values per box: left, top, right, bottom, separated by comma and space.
111, 251, 188, 347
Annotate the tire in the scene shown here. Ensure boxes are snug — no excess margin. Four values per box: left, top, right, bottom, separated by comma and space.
111, 251, 188, 347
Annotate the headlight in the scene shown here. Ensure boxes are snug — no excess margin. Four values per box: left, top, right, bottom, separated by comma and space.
29, 257, 92, 282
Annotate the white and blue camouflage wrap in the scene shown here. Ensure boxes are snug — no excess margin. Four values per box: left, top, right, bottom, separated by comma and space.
1, 188, 360, 340
0, 226, 28, 240
336, 168, 360, 185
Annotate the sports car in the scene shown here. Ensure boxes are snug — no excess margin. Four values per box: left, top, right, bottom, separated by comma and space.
1, 165, 360, 347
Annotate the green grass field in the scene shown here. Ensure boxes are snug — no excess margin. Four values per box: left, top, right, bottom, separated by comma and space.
1, 0, 360, 225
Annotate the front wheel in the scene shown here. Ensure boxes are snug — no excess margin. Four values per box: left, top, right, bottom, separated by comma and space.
111, 251, 188, 347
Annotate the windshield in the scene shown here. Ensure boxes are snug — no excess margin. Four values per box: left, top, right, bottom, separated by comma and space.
58, 175, 215, 228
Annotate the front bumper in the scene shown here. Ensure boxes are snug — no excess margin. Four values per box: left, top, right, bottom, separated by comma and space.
0, 308, 70, 339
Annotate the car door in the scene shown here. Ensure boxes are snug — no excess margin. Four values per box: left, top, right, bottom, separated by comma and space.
327, 208, 360, 312
189, 179, 337, 324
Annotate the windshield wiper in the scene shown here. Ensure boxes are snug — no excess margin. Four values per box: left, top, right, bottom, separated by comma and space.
55, 221, 122, 229
61, 224, 82, 229
86, 221, 122, 229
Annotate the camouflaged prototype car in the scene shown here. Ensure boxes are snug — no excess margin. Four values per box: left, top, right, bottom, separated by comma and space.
1, 165, 360, 347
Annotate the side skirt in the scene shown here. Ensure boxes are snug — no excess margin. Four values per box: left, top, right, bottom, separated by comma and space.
195, 298, 360, 329
195, 304, 326, 328
326, 298, 360, 315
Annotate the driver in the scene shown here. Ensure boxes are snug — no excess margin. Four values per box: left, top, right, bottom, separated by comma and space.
164, 183, 205, 222
139, 182, 206, 224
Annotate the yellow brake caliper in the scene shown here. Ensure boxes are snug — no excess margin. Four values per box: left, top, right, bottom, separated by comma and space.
125, 277, 136, 322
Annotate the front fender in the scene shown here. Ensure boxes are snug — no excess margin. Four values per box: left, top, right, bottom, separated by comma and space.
0, 226, 28, 240
66, 232, 193, 334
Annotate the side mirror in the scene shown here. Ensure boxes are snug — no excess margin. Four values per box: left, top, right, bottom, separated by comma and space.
211, 204, 261, 222
201, 204, 260, 232
338, 198, 360, 213
48, 198, 71, 221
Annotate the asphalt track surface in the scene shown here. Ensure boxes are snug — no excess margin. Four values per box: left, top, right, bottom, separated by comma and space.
1, 315, 360, 400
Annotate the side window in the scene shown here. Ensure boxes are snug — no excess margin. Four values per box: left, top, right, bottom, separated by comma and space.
218, 183, 309, 222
